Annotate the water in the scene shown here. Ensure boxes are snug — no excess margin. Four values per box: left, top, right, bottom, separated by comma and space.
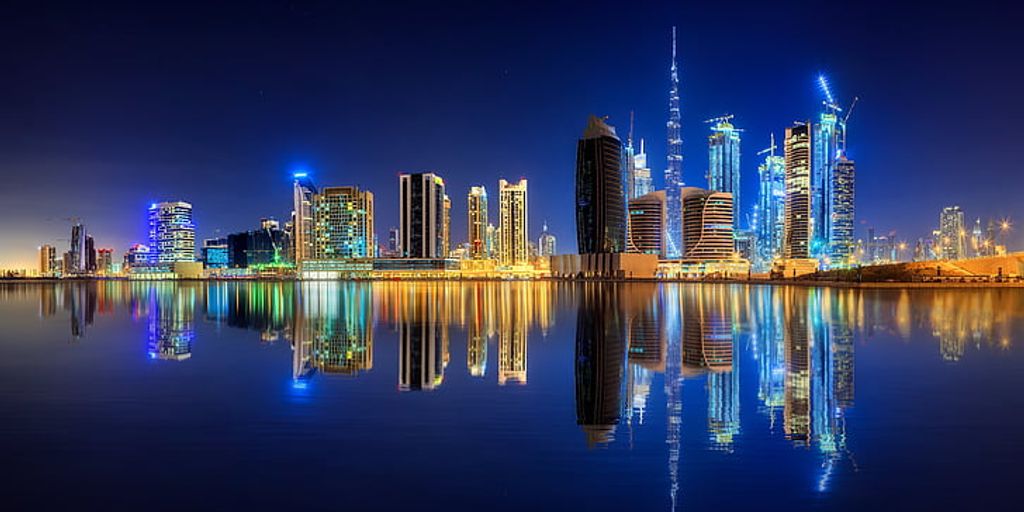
1, 281, 1021, 510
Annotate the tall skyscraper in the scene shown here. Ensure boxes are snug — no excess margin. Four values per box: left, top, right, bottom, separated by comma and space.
399, 172, 446, 259
442, 194, 452, 257
784, 123, 813, 259
538, 221, 557, 257
665, 26, 684, 259
627, 190, 667, 259
625, 113, 638, 200
830, 156, 855, 265
940, 206, 966, 259
148, 201, 195, 263
292, 173, 318, 265
756, 134, 786, 269
681, 187, 734, 260
499, 178, 528, 266
467, 186, 489, 259
313, 186, 374, 259
39, 245, 56, 276
69, 223, 86, 274
706, 116, 741, 231
575, 115, 626, 254
812, 112, 840, 258
85, 235, 96, 273
633, 138, 653, 198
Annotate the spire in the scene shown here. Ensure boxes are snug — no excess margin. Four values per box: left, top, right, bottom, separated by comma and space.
628, 110, 635, 149
671, 26, 677, 71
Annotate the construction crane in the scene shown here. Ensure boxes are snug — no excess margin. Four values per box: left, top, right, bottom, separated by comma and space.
757, 133, 778, 157
704, 114, 734, 125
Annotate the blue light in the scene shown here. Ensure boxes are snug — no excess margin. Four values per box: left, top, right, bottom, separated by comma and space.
818, 74, 836, 105
291, 380, 308, 390
149, 203, 157, 210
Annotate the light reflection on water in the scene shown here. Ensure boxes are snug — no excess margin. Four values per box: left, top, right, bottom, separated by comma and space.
1, 281, 1021, 510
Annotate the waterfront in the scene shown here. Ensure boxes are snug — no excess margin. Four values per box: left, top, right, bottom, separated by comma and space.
1, 282, 1022, 510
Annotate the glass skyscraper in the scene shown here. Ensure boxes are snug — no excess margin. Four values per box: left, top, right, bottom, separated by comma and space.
148, 201, 195, 263
707, 116, 741, 232
498, 178, 528, 266
314, 186, 374, 260
467, 186, 488, 259
575, 115, 626, 254
784, 123, 812, 259
399, 172, 446, 258
756, 136, 786, 270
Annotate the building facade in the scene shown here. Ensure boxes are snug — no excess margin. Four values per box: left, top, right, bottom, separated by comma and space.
575, 115, 626, 254
69, 223, 86, 274
627, 190, 666, 259
39, 245, 57, 276
707, 117, 741, 231
538, 222, 556, 257
148, 201, 195, 263
292, 173, 318, 265
665, 27, 684, 259
467, 186, 488, 259
830, 155, 856, 265
399, 173, 446, 259
783, 123, 812, 259
756, 136, 786, 269
499, 178, 528, 266
940, 206, 966, 259
681, 187, 735, 261
314, 186, 374, 260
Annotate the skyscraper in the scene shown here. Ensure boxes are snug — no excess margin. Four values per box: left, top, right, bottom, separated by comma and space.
681, 187, 734, 261
467, 186, 489, 259
538, 221, 557, 257
148, 201, 195, 263
575, 115, 626, 254
39, 245, 56, 276
706, 116, 741, 231
665, 26, 684, 259
313, 186, 374, 259
399, 172, 446, 259
69, 223, 86, 274
292, 173, 318, 266
632, 138, 653, 198
784, 123, 813, 259
96, 248, 113, 274
940, 206, 966, 259
442, 194, 452, 257
85, 235, 96, 273
627, 190, 667, 259
812, 112, 840, 258
499, 178, 528, 266
830, 155, 855, 265
756, 134, 786, 269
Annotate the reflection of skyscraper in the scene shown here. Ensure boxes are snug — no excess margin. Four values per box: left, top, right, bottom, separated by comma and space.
783, 288, 811, 444
575, 284, 625, 446
681, 285, 738, 450
399, 290, 446, 391
467, 284, 488, 377
753, 287, 786, 426
303, 282, 375, 376
146, 284, 195, 361
498, 284, 528, 385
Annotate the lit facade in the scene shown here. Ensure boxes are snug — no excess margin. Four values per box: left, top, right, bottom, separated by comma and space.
681, 187, 735, 261
632, 138, 653, 198
538, 221, 556, 257
39, 245, 57, 276
148, 201, 195, 263
314, 186, 374, 260
467, 186, 488, 259
665, 26, 684, 259
755, 136, 786, 270
499, 178, 528, 266
784, 123, 812, 259
940, 206, 966, 259
575, 115, 626, 254
829, 156, 856, 265
627, 190, 666, 259
69, 223, 86, 274
292, 174, 318, 265
442, 194, 451, 257
399, 172, 446, 258
707, 117, 741, 231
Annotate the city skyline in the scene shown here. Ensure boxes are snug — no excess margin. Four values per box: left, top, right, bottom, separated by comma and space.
2, 1, 1022, 270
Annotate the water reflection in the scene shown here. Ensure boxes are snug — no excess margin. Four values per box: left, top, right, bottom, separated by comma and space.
7, 281, 1022, 505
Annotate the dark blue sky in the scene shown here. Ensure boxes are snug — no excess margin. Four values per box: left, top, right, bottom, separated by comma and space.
1, 0, 1021, 267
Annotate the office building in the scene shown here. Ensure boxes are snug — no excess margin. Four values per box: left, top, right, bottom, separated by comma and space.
69, 223, 86, 274
681, 187, 734, 261
39, 245, 57, 276
125, 243, 150, 268
499, 178, 528, 266
96, 248, 113, 274
575, 115, 626, 254
399, 172, 446, 258
940, 206, 966, 260
627, 190, 666, 259
442, 194, 451, 257
830, 155, 856, 265
665, 26, 684, 259
85, 235, 96, 273
314, 186, 374, 260
707, 116, 741, 231
538, 221, 556, 257
148, 201, 195, 263
467, 186, 489, 259
632, 138, 653, 198
756, 135, 786, 269
292, 173, 318, 265
784, 123, 812, 259
202, 238, 229, 269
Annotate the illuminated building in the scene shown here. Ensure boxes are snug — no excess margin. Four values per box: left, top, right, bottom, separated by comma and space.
399, 172, 446, 258
467, 285, 488, 377
308, 283, 374, 376
39, 245, 57, 276
755, 135, 786, 270
538, 221, 556, 257
939, 206, 966, 259
499, 178, 528, 266
148, 201, 195, 263
812, 112, 839, 258
96, 248, 113, 274
314, 186, 374, 259
399, 295, 445, 391
202, 238, 229, 269
665, 26, 684, 259
69, 223, 86, 274
784, 289, 811, 444
386, 227, 400, 257
830, 155, 856, 265
146, 284, 195, 361
291, 173, 318, 266
627, 190, 666, 259
467, 186, 489, 259
575, 115, 626, 254
575, 284, 625, 446
784, 123, 812, 259
681, 187, 734, 261
485, 223, 497, 259
124, 243, 150, 268
498, 285, 528, 385
85, 235, 96, 273
707, 116, 741, 232
632, 138, 653, 198
442, 194, 451, 257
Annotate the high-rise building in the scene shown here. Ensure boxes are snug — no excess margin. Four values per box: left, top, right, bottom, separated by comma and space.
39, 245, 57, 276
538, 221, 557, 257
201, 238, 229, 269
314, 186, 374, 259
939, 206, 966, 260
96, 248, 113, 274
830, 155, 856, 265
467, 186, 489, 259
399, 172, 446, 258
386, 227, 400, 257
812, 112, 840, 258
627, 190, 667, 259
784, 123, 813, 259
755, 135, 786, 269
499, 178, 528, 266
575, 115, 626, 254
292, 173, 318, 266
148, 201, 195, 263
664, 26, 684, 259
632, 138, 653, 198
442, 194, 452, 257
486, 223, 498, 259
706, 116, 741, 231
125, 243, 150, 268
69, 223, 86, 274
681, 187, 734, 260
84, 235, 97, 273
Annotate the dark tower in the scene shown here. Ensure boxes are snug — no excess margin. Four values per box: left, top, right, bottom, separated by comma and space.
575, 115, 626, 254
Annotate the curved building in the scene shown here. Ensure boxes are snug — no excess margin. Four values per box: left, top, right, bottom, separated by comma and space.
681, 187, 734, 261
575, 115, 626, 254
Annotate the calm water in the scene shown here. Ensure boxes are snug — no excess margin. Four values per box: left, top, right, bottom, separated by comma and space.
1, 282, 1022, 510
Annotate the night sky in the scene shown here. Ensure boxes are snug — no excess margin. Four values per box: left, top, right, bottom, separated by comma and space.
1, 0, 1021, 268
